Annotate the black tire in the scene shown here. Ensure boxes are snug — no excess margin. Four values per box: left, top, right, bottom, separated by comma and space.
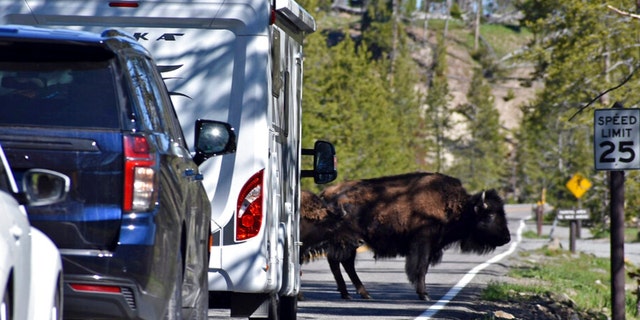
268, 294, 279, 320
164, 252, 183, 320
187, 225, 209, 320
279, 295, 297, 320
1, 282, 10, 320
248, 294, 278, 320
51, 276, 63, 320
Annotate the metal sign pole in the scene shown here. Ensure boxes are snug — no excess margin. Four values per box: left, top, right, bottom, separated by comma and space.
569, 219, 576, 253
610, 170, 625, 320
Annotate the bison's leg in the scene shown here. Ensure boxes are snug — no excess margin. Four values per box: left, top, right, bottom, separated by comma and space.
405, 238, 431, 301
341, 249, 372, 299
328, 257, 352, 299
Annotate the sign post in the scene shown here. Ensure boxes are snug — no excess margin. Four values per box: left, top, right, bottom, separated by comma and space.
594, 106, 638, 320
557, 209, 589, 253
536, 188, 546, 237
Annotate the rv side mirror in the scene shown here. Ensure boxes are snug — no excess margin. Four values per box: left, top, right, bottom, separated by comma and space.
301, 140, 337, 184
21, 169, 70, 206
194, 119, 237, 165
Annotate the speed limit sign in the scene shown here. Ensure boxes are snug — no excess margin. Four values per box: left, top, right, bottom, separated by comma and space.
594, 108, 640, 170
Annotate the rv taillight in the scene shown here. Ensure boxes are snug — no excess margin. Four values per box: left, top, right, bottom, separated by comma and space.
236, 170, 264, 241
123, 135, 157, 212
109, 1, 139, 7
270, 8, 276, 25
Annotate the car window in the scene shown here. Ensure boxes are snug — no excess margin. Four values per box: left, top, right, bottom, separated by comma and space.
0, 60, 121, 129
0, 149, 15, 194
125, 56, 186, 148
146, 60, 187, 148
0, 160, 11, 194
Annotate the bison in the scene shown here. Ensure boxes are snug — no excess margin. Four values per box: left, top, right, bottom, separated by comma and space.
299, 190, 341, 263
319, 171, 511, 301
299, 190, 371, 300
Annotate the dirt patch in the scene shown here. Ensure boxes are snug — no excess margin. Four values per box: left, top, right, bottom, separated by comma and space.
466, 291, 608, 320
458, 250, 613, 320
405, 23, 540, 136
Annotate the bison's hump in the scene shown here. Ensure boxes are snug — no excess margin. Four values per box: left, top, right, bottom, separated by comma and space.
320, 172, 469, 223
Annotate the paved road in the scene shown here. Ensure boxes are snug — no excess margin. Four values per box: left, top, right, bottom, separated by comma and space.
208, 204, 640, 319
296, 204, 530, 319
518, 214, 640, 266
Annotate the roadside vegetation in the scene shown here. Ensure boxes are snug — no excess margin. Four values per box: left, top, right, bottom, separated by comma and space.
481, 248, 638, 319
300, 0, 640, 231
300, 0, 531, 194
297, 1, 640, 317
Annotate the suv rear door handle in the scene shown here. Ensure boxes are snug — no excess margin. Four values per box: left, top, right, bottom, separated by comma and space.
10, 224, 23, 240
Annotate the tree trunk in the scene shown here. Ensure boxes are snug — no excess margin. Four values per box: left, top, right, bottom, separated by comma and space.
474, 0, 481, 51
390, 0, 398, 86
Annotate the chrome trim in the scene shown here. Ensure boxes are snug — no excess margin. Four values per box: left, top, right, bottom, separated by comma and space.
59, 249, 114, 257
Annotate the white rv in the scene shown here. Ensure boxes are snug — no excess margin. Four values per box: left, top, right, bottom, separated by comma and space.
0, 0, 336, 319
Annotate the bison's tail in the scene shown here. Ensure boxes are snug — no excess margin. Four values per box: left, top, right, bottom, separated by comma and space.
326, 239, 362, 262
301, 243, 329, 264
301, 238, 363, 264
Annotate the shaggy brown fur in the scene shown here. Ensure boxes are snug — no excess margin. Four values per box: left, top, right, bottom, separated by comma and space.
320, 172, 511, 301
299, 190, 342, 263
299, 190, 371, 300
301, 190, 332, 221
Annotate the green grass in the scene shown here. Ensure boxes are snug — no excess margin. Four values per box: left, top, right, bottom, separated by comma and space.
590, 226, 640, 243
318, 11, 361, 30
482, 248, 638, 319
418, 19, 532, 76
482, 281, 546, 300
521, 230, 547, 239
626, 227, 640, 243
320, 14, 532, 67
477, 24, 531, 59
423, 19, 532, 59
415, 18, 466, 32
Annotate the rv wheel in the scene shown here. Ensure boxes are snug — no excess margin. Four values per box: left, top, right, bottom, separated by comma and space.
279, 295, 297, 320
249, 293, 278, 320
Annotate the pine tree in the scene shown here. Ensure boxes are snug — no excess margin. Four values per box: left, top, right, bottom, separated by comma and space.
302, 30, 398, 188
514, 0, 640, 214
424, 34, 452, 172
448, 67, 508, 192
302, 0, 425, 189
386, 41, 423, 173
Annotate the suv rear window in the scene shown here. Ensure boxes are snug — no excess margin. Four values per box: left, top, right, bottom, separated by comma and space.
0, 60, 120, 128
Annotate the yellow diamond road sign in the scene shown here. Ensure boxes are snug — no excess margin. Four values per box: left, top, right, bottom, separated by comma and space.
566, 173, 592, 199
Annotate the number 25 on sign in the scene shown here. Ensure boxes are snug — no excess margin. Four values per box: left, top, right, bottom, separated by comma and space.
594, 108, 640, 170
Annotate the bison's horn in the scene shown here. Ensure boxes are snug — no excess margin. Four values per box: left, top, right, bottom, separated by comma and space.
339, 204, 348, 217
481, 190, 488, 209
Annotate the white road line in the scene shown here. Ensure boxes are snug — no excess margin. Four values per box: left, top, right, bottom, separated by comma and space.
415, 218, 526, 320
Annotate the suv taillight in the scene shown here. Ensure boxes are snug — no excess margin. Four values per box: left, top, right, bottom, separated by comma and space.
236, 170, 264, 241
123, 135, 157, 212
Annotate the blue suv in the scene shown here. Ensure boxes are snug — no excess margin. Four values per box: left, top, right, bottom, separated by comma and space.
0, 25, 236, 319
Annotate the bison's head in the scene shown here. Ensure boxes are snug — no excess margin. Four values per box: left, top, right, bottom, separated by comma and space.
300, 190, 345, 262
459, 189, 511, 254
